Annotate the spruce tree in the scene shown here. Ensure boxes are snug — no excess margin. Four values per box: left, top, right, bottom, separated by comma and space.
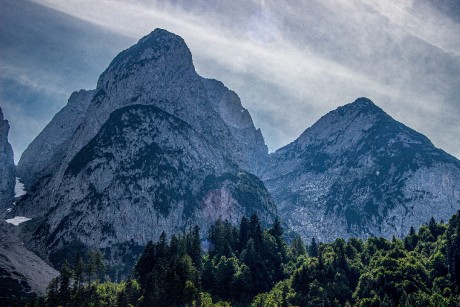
309, 237, 319, 257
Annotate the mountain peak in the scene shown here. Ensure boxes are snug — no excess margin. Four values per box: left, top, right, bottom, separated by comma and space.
142, 28, 180, 39
98, 28, 193, 89
352, 97, 375, 106
264, 97, 460, 242
338, 97, 384, 116
136, 28, 188, 51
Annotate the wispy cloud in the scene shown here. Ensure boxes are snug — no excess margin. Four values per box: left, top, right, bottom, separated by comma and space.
19, 0, 460, 159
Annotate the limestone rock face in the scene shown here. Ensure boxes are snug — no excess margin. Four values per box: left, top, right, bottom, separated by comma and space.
0, 108, 15, 215
261, 98, 460, 242
202, 78, 268, 174
13, 29, 274, 268
16, 89, 94, 190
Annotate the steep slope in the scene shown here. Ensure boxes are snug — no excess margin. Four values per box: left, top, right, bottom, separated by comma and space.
16, 89, 94, 190
12, 29, 274, 270
0, 108, 15, 216
0, 221, 58, 305
262, 98, 460, 241
202, 79, 268, 174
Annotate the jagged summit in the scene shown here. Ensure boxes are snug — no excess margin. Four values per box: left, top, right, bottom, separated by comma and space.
98, 28, 193, 90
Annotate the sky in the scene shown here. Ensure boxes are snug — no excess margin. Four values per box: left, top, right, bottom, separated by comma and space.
1, 0, 459, 163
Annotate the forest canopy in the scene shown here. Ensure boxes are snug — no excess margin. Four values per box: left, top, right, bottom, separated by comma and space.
33, 211, 460, 306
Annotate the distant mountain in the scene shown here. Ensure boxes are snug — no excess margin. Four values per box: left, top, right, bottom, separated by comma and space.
261, 98, 460, 241
0, 107, 15, 216
12, 29, 274, 271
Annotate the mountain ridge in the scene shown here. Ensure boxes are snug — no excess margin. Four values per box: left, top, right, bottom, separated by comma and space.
6, 30, 460, 284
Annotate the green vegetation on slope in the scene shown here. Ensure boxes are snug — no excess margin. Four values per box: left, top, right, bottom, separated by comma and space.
32, 211, 460, 306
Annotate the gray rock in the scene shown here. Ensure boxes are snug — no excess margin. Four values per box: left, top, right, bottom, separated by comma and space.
0, 108, 15, 216
261, 97, 460, 242
17, 89, 94, 190
0, 220, 58, 304
14, 29, 275, 270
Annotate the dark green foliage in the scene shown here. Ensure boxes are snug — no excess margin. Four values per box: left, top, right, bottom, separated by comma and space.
42, 249, 108, 306
309, 237, 319, 257
38, 213, 460, 306
133, 229, 201, 307
446, 211, 460, 293
290, 235, 306, 258
202, 213, 291, 305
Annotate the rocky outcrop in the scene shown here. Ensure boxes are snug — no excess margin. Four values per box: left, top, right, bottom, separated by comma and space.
16, 89, 94, 190
13, 29, 274, 269
261, 98, 460, 242
0, 108, 15, 216
202, 78, 268, 174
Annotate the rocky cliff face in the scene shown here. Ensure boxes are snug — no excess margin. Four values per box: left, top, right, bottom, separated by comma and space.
13, 29, 274, 268
16, 89, 94, 190
0, 108, 15, 216
261, 98, 460, 242
202, 78, 268, 174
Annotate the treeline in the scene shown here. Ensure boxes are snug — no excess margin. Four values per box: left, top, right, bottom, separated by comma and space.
32, 211, 460, 306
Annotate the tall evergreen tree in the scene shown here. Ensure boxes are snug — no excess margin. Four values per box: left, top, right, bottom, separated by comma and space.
291, 235, 306, 257
309, 237, 319, 257
239, 216, 250, 250
249, 214, 263, 251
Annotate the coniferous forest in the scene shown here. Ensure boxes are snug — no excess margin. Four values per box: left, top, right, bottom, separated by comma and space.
32, 211, 460, 306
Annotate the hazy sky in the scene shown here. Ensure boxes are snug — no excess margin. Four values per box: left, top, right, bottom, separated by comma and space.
1, 0, 459, 163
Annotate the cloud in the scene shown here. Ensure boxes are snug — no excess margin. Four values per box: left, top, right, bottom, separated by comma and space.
12, 0, 460, 160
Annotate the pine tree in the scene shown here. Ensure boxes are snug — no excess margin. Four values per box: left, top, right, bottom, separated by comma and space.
45, 277, 60, 306
188, 225, 202, 269
93, 250, 106, 283
73, 251, 85, 291
447, 215, 460, 292
269, 217, 283, 238
134, 241, 155, 287
239, 216, 250, 251
309, 237, 319, 257
249, 213, 263, 251
291, 235, 306, 258
58, 260, 73, 304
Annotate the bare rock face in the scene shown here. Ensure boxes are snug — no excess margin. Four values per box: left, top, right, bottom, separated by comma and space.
16, 89, 94, 190
261, 98, 460, 242
14, 29, 274, 271
0, 108, 15, 216
202, 78, 268, 174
